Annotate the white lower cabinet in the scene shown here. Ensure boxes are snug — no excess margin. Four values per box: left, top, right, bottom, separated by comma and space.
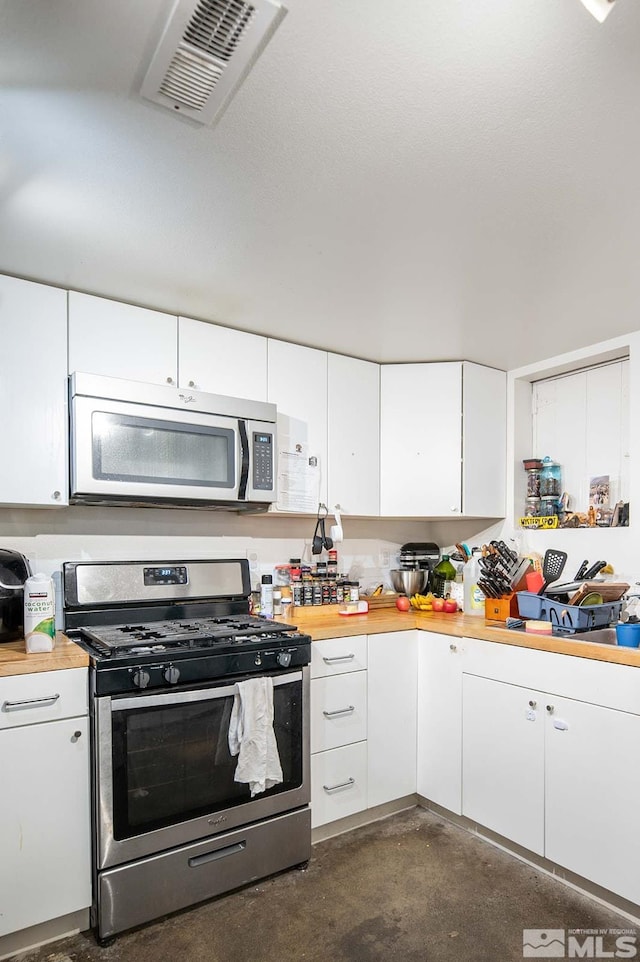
310, 637, 368, 829
460, 663, 640, 905
462, 673, 545, 855
545, 695, 640, 905
367, 631, 417, 808
417, 633, 464, 815
310, 742, 368, 829
0, 668, 91, 938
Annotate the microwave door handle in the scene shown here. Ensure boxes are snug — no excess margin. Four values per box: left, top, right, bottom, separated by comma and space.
238, 420, 249, 501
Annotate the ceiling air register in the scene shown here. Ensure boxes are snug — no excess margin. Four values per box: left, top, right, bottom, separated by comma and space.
141, 0, 287, 125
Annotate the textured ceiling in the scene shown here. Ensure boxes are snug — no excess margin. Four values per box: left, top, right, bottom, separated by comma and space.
0, 0, 639, 369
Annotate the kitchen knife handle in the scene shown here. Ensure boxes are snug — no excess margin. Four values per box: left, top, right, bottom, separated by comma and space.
574, 559, 589, 580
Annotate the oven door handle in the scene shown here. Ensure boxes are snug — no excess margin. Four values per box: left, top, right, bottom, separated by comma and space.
111, 670, 303, 711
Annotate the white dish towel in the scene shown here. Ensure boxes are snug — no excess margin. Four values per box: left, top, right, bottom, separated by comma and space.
228, 676, 283, 797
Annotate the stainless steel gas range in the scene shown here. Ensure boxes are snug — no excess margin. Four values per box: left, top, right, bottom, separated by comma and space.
63, 558, 311, 943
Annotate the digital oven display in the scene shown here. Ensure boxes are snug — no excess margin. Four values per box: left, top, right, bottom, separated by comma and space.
143, 566, 188, 586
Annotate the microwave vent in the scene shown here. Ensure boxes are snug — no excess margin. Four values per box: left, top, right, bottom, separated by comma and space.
140, 0, 287, 125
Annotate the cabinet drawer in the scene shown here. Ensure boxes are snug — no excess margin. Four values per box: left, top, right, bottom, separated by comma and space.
311, 742, 367, 829
311, 672, 367, 752
0, 668, 88, 729
311, 635, 367, 678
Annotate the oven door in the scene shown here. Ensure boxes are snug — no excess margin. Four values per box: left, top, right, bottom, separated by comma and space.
95, 668, 310, 870
71, 395, 252, 504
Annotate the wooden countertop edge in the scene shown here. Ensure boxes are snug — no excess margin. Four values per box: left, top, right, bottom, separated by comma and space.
0, 633, 89, 677
286, 607, 640, 668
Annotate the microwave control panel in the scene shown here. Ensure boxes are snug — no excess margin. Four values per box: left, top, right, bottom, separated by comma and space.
252, 432, 274, 490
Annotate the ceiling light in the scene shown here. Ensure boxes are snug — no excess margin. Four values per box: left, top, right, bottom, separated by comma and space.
579, 0, 617, 22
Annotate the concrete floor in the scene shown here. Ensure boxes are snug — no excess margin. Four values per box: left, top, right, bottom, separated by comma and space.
19, 808, 635, 962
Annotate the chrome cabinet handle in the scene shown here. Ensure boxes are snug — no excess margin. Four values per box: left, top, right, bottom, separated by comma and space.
529, 700, 537, 709
450, 643, 457, 652
2, 694, 60, 712
323, 705, 355, 718
322, 653, 355, 664
546, 704, 554, 714
323, 777, 355, 794
188, 380, 195, 388
166, 376, 174, 384
52, 490, 61, 500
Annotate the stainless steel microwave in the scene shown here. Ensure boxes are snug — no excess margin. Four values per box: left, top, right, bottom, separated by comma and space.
69, 373, 277, 511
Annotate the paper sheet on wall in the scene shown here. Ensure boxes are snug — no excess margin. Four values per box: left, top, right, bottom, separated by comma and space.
275, 415, 320, 512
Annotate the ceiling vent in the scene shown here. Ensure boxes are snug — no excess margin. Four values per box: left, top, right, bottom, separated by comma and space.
141, 0, 287, 125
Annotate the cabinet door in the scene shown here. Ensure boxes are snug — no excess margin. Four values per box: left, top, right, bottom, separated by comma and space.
68, 291, 177, 385
178, 317, 267, 400
545, 696, 640, 904
367, 631, 417, 807
380, 363, 462, 516
327, 353, 379, 516
0, 276, 68, 507
0, 717, 91, 936
462, 362, 506, 517
267, 340, 328, 508
417, 633, 464, 814
462, 674, 544, 855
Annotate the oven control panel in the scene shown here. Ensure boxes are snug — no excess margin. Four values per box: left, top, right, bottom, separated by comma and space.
97, 642, 311, 696
143, 565, 188, 586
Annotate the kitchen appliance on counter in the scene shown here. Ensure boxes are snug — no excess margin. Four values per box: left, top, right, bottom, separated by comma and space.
397, 543, 440, 592
0, 549, 32, 642
69, 372, 277, 511
63, 558, 311, 942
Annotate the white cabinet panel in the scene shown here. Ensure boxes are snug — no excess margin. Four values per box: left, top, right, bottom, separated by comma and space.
310, 636, 367, 679
367, 631, 417, 808
0, 716, 91, 936
310, 741, 367, 828
0, 276, 68, 507
462, 674, 545, 855
417, 634, 464, 814
68, 291, 177, 386
267, 340, 328, 508
327, 353, 379, 516
310, 672, 367, 753
178, 317, 267, 400
380, 363, 462, 516
462, 363, 506, 517
545, 696, 640, 904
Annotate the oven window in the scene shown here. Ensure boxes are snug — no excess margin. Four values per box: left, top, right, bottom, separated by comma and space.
110, 679, 303, 839
92, 411, 235, 488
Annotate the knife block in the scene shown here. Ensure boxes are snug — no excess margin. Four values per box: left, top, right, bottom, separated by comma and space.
484, 571, 530, 622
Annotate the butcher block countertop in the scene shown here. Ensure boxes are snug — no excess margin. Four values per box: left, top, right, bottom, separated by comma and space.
284, 606, 640, 668
0, 633, 89, 677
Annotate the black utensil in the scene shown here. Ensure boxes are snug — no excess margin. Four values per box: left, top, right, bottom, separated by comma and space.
574, 559, 589, 580
582, 560, 607, 580
537, 549, 568, 595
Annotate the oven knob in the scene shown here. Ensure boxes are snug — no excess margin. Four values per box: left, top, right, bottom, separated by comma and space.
277, 651, 292, 668
132, 669, 151, 689
254, 654, 262, 666
163, 665, 180, 685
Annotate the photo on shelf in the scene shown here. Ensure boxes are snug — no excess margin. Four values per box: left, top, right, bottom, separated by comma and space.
589, 474, 610, 509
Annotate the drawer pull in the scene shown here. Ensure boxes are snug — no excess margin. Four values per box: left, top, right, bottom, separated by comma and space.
188, 841, 246, 867
322, 653, 355, 664
323, 705, 355, 718
2, 694, 60, 712
323, 777, 355, 794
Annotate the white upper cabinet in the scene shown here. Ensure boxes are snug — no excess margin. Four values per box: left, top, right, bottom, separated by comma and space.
0, 276, 68, 507
462, 361, 506, 517
327, 353, 380, 516
68, 291, 178, 386
267, 340, 328, 508
380, 362, 463, 516
380, 361, 506, 517
178, 317, 267, 401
